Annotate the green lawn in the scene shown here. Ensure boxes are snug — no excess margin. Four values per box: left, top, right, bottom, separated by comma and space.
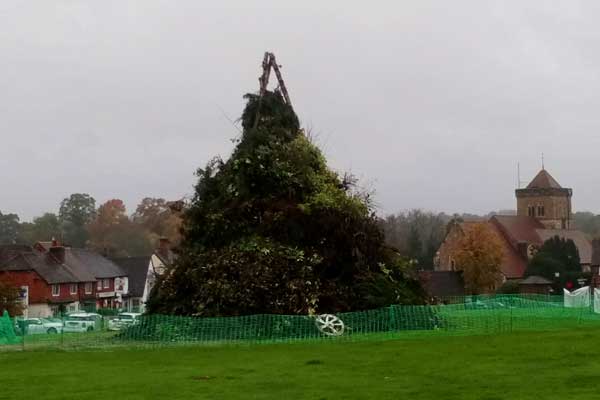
1, 327, 600, 400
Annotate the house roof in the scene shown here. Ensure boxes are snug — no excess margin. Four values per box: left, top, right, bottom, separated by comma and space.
66, 249, 126, 279
419, 271, 464, 298
526, 169, 562, 189
112, 257, 151, 298
0, 245, 96, 284
520, 275, 553, 285
536, 229, 593, 264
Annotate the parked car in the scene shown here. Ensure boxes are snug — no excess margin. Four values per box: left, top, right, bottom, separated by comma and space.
108, 313, 141, 331
15, 318, 63, 335
63, 313, 103, 333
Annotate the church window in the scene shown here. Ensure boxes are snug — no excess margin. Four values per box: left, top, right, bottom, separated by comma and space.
537, 205, 545, 217
528, 205, 535, 217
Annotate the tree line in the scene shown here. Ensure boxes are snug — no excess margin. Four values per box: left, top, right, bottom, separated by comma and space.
378, 209, 515, 270
0, 194, 181, 257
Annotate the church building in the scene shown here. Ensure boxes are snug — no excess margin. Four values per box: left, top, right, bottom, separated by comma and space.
435, 169, 591, 286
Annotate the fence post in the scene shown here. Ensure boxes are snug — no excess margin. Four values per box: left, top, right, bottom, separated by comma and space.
509, 301, 513, 333
60, 314, 64, 349
388, 306, 396, 334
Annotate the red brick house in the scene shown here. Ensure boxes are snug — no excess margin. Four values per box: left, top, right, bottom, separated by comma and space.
33, 241, 128, 310
0, 241, 129, 316
0, 245, 96, 317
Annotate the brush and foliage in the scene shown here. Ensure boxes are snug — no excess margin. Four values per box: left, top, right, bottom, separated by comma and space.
148, 90, 424, 316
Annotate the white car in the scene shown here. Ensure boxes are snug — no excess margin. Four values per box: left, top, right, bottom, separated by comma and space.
108, 313, 141, 331
16, 318, 63, 335
63, 313, 103, 333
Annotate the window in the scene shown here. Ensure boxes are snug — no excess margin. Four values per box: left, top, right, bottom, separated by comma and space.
537, 205, 545, 217
85, 282, 93, 294
450, 258, 456, 271
103, 279, 110, 289
51, 284, 60, 297
97, 281, 102, 290
70, 284, 77, 295
527, 205, 535, 217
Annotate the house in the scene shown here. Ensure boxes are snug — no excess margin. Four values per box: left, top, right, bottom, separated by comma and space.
519, 276, 553, 295
113, 238, 174, 312
34, 241, 129, 310
0, 244, 97, 317
113, 256, 150, 312
435, 168, 591, 290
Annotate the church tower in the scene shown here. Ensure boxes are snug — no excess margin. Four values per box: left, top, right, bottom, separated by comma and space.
515, 169, 572, 229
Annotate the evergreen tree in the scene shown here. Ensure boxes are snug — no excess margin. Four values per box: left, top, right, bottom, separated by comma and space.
525, 236, 584, 289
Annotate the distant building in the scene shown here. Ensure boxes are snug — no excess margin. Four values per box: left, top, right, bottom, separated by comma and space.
435, 169, 591, 290
515, 169, 572, 229
0, 241, 128, 317
33, 241, 128, 310
113, 238, 174, 312
519, 276, 553, 295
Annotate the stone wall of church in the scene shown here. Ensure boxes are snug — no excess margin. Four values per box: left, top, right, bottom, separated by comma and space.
516, 194, 571, 229
434, 224, 463, 271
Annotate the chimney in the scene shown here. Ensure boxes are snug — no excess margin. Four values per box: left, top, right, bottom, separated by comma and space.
49, 245, 66, 264
157, 237, 170, 259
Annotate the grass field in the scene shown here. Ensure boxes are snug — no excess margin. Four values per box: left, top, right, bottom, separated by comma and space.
2, 327, 600, 399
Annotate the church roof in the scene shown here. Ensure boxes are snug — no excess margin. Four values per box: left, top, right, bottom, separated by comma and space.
526, 169, 562, 189
491, 215, 545, 245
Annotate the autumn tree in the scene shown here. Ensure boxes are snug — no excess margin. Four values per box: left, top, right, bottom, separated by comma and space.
453, 223, 504, 294
148, 90, 425, 316
87, 199, 153, 257
59, 193, 96, 247
0, 282, 23, 316
132, 197, 182, 245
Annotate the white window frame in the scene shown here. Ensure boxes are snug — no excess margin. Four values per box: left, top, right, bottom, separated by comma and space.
70, 284, 77, 295
85, 282, 93, 294
51, 284, 60, 297
103, 279, 110, 289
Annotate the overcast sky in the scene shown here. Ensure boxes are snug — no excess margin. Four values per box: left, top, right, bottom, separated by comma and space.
2, 1, 600, 221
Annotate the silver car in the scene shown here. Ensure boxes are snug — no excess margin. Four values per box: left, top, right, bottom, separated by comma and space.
16, 318, 63, 335
63, 313, 103, 333
108, 313, 141, 331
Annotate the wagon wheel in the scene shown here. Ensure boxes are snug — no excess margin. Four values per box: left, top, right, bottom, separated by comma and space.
315, 314, 345, 336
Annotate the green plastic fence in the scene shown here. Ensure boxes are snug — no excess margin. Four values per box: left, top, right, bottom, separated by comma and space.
3, 294, 600, 351
0, 310, 18, 345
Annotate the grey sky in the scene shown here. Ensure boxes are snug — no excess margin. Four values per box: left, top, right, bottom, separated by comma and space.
1, 1, 599, 221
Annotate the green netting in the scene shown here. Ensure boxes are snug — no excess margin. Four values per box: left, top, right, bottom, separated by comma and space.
4, 294, 600, 351
0, 310, 18, 345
